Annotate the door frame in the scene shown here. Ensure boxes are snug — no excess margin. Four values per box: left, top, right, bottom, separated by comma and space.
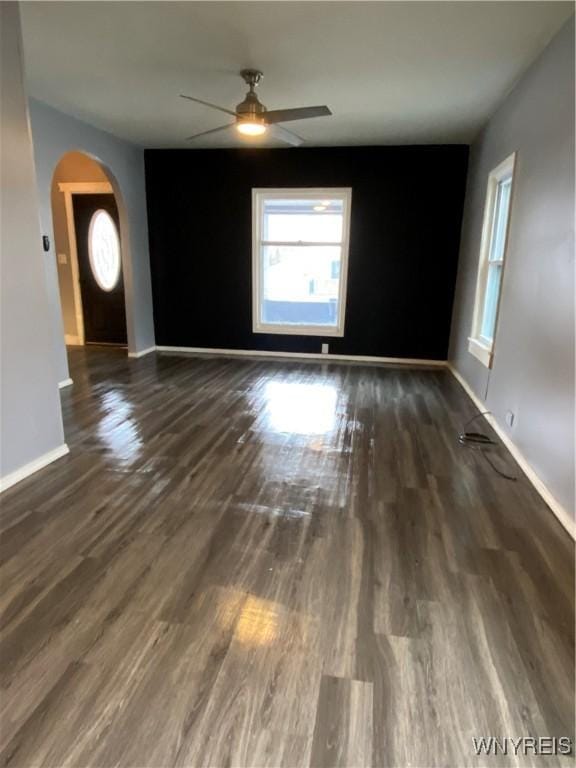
58, 181, 113, 345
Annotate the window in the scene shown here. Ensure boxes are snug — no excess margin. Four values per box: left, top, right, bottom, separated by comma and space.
469, 153, 515, 368
252, 188, 352, 336
88, 209, 121, 291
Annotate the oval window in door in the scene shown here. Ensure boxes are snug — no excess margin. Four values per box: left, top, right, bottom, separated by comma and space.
88, 209, 121, 291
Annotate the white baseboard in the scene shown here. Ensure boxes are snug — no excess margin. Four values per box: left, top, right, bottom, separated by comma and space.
155, 345, 446, 368
128, 346, 156, 359
58, 378, 73, 389
448, 364, 575, 540
0, 444, 70, 493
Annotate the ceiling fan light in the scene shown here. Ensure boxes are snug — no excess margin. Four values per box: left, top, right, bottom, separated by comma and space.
237, 121, 267, 136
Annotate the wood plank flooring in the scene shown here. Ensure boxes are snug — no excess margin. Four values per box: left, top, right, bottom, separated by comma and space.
0, 346, 573, 767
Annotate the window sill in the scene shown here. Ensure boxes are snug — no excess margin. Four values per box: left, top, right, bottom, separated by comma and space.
254, 323, 344, 337
468, 337, 493, 368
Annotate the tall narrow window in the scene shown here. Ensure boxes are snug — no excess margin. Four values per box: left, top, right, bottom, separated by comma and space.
469, 154, 515, 367
252, 189, 352, 336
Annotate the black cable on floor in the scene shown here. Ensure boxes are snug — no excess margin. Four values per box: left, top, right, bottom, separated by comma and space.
458, 411, 518, 481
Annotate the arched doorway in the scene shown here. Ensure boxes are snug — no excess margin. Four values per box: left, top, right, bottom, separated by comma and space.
51, 151, 129, 355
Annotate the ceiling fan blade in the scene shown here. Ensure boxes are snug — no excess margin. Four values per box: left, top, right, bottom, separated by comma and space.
269, 124, 304, 147
186, 123, 235, 141
180, 94, 239, 118
264, 106, 332, 124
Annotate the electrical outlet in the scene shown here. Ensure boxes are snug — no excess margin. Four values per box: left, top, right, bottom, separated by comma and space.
321, 343, 329, 354
505, 410, 515, 428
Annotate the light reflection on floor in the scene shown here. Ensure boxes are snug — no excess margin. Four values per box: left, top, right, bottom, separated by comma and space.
97, 389, 143, 464
236, 502, 311, 520
263, 380, 338, 436
234, 595, 281, 647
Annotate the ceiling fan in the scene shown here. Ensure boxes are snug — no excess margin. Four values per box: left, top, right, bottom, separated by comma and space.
180, 69, 332, 146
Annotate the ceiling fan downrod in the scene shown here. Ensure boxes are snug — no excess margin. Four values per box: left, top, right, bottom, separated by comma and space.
237, 70, 266, 120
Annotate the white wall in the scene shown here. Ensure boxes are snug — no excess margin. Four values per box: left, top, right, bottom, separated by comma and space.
28, 99, 156, 382
0, 3, 66, 482
449, 18, 575, 525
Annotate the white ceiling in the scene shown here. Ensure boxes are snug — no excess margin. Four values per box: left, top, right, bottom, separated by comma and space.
21, 1, 573, 148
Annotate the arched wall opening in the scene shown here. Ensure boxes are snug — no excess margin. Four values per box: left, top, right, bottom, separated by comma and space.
50, 150, 136, 357
28, 98, 156, 386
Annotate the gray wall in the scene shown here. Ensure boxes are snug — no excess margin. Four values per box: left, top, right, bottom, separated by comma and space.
0, 2, 65, 478
449, 17, 575, 520
28, 99, 156, 382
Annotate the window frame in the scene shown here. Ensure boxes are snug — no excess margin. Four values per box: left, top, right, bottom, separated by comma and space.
468, 153, 516, 368
251, 187, 352, 337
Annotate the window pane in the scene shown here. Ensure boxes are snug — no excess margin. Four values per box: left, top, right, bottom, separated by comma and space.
489, 178, 511, 262
263, 198, 344, 243
480, 263, 502, 342
88, 209, 121, 291
261, 244, 341, 327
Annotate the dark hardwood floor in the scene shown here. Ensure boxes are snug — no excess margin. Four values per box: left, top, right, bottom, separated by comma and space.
0, 347, 574, 767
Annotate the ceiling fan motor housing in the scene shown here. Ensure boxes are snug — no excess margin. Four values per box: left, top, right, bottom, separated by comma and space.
237, 69, 266, 123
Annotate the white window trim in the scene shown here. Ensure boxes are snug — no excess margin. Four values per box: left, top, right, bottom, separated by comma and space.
468, 152, 516, 368
252, 187, 352, 337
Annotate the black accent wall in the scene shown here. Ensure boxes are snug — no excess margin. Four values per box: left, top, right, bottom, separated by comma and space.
145, 145, 468, 359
